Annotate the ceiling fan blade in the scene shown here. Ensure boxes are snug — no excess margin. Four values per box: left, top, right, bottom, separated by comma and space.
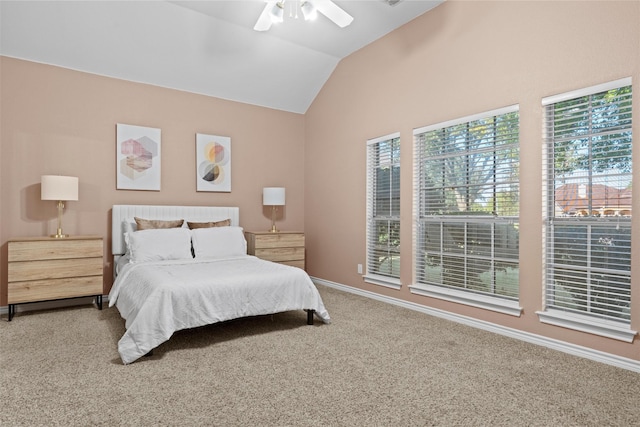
254, 1, 277, 31
312, 0, 354, 28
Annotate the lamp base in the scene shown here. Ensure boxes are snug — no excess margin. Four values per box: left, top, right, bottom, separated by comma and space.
269, 205, 280, 233
51, 201, 69, 239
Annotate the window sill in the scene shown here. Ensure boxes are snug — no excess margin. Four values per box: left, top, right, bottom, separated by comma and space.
363, 274, 401, 290
536, 309, 637, 343
409, 284, 522, 317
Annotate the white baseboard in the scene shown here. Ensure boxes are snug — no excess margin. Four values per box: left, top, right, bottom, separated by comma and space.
311, 277, 640, 373
1, 296, 108, 318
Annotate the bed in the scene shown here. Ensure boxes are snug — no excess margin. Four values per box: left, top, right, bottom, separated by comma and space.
108, 205, 330, 364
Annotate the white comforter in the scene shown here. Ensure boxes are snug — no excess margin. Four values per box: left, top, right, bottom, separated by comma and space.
109, 255, 330, 364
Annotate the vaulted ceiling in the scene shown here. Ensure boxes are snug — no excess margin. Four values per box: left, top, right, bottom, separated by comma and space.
0, 1, 442, 113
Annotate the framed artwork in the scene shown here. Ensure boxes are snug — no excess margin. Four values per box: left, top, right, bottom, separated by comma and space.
116, 124, 161, 191
196, 133, 231, 192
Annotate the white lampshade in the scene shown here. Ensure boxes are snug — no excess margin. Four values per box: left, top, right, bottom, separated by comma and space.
41, 175, 79, 201
263, 187, 285, 206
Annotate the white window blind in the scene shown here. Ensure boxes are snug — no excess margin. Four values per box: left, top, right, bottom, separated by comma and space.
542, 79, 632, 323
366, 133, 401, 285
414, 106, 520, 300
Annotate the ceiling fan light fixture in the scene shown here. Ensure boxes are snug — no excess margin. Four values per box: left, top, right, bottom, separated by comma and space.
301, 1, 318, 21
254, 0, 353, 32
270, 2, 284, 23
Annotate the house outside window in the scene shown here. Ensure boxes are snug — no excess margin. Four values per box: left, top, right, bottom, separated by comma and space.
539, 78, 634, 342
412, 106, 521, 316
366, 132, 401, 289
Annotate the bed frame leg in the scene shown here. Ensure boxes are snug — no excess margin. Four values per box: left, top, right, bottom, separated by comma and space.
306, 309, 315, 325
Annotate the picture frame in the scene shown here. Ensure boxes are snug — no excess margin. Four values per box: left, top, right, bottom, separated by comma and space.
196, 133, 231, 192
116, 123, 161, 191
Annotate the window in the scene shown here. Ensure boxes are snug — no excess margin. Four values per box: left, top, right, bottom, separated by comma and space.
366, 133, 401, 288
413, 106, 520, 315
540, 78, 634, 340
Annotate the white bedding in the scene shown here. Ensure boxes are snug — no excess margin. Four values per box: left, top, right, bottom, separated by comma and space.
109, 255, 330, 364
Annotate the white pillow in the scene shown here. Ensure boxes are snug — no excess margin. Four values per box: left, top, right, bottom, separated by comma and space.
191, 226, 247, 259
120, 219, 137, 254
125, 228, 193, 263
123, 218, 137, 234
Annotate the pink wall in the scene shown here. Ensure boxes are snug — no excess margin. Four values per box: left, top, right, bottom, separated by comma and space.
0, 57, 306, 299
305, 1, 640, 360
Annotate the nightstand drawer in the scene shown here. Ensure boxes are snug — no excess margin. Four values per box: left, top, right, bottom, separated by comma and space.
8, 276, 103, 304
279, 260, 305, 269
254, 247, 305, 262
8, 238, 102, 262
251, 233, 304, 249
8, 257, 103, 282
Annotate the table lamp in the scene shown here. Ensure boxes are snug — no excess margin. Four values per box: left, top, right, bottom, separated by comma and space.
41, 175, 79, 238
263, 187, 285, 233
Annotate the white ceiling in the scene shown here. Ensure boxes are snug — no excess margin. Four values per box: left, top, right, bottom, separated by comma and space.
0, 0, 442, 113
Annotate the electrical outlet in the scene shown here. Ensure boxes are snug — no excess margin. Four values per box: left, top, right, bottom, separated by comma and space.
357, 264, 363, 274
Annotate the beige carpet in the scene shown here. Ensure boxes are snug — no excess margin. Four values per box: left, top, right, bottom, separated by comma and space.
1, 285, 639, 426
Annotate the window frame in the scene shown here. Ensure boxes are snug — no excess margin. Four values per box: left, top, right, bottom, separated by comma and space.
538, 77, 636, 342
365, 132, 402, 289
411, 105, 522, 316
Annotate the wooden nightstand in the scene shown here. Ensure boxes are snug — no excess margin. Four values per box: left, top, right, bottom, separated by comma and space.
245, 231, 305, 269
7, 235, 104, 321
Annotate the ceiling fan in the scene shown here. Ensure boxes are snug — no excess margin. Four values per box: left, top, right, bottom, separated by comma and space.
254, 0, 354, 31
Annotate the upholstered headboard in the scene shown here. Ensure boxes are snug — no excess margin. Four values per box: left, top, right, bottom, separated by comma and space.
112, 205, 240, 256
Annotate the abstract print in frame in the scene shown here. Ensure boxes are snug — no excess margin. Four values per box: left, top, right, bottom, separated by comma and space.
116, 124, 161, 191
196, 133, 231, 192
